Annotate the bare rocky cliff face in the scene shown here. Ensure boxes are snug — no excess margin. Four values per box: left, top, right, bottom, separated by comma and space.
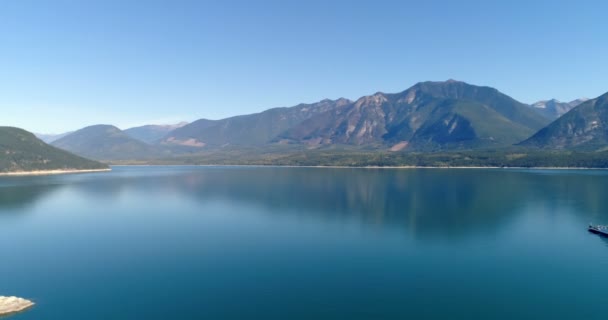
279, 80, 549, 150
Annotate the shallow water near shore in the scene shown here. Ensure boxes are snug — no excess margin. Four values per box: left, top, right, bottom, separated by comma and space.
2, 166, 608, 319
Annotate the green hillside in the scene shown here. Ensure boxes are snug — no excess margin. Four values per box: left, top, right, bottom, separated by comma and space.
408, 99, 535, 149
410, 80, 548, 129
0, 126, 108, 172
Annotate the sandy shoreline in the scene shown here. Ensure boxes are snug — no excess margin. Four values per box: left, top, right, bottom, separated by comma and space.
110, 164, 608, 170
0, 168, 111, 176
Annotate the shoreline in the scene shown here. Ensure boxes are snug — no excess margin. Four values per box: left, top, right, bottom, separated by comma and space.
0, 168, 111, 176
109, 164, 608, 170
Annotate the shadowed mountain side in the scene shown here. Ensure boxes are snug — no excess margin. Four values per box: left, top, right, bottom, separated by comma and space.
520, 92, 608, 150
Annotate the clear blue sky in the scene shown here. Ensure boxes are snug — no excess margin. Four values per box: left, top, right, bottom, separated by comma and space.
1, 0, 607, 133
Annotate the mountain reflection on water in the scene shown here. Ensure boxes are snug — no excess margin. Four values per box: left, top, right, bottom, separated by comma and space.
3, 166, 607, 238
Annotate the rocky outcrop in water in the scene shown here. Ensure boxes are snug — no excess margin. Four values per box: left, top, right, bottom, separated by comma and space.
0, 296, 34, 317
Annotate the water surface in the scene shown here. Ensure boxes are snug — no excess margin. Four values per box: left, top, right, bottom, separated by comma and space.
2, 166, 608, 319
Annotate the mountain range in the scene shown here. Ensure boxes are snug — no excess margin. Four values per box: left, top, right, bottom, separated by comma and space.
25, 79, 604, 163
529, 98, 588, 120
157, 80, 551, 152
278, 80, 549, 150
4, 79, 607, 171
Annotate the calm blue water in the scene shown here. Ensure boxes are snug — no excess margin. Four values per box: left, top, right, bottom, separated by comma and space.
2, 166, 608, 319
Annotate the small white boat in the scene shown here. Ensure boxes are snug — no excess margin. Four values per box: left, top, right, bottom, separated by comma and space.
588, 224, 608, 236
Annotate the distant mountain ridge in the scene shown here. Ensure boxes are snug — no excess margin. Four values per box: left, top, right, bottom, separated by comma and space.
35, 132, 73, 143
0, 127, 107, 172
520, 92, 608, 150
161, 98, 352, 147
52, 125, 166, 160
530, 98, 588, 120
124, 122, 188, 144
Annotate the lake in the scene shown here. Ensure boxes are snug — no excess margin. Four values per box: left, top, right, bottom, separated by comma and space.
2, 166, 608, 319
